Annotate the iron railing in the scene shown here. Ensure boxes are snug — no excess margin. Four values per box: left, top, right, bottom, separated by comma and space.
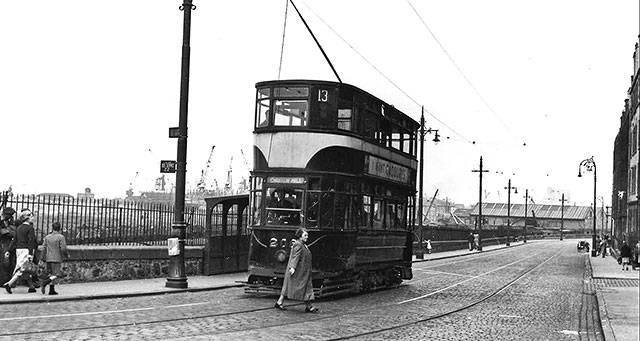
1, 192, 207, 246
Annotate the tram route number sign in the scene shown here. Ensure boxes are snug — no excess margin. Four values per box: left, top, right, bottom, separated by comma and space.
160, 160, 177, 173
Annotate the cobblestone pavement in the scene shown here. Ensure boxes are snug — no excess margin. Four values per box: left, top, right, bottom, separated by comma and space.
0, 241, 604, 340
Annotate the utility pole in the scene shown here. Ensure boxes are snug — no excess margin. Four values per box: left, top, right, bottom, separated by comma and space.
523, 189, 528, 243
417, 110, 425, 259
472, 157, 489, 251
559, 193, 568, 241
417, 108, 439, 259
504, 179, 516, 246
166, 0, 195, 289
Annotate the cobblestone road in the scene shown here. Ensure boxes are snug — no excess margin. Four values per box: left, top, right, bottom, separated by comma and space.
0, 241, 602, 340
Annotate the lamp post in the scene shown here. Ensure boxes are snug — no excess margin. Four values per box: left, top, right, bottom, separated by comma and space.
417, 107, 440, 259
578, 157, 597, 257
166, 0, 195, 289
472, 157, 489, 251
504, 179, 517, 246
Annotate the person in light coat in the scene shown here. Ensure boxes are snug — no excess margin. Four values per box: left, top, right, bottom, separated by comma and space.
275, 227, 318, 313
40, 222, 69, 295
3, 209, 37, 294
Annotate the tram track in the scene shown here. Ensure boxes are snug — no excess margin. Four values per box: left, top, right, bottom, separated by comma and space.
0, 244, 568, 340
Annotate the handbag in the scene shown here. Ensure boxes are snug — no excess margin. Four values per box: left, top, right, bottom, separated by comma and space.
22, 260, 37, 275
617, 256, 622, 265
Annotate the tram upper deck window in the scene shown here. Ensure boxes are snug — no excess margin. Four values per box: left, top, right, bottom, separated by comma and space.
256, 88, 270, 128
274, 100, 308, 127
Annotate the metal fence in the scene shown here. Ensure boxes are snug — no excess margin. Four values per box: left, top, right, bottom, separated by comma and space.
1, 192, 207, 246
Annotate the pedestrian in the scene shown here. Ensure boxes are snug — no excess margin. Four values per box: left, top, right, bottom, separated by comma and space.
425, 238, 432, 254
600, 237, 608, 258
473, 232, 480, 251
619, 241, 632, 271
0, 207, 16, 286
468, 232, 474, 251
40, 222, 69, 295
595, 235, 601, 256
275, 227, 318, 313
3, 209, 37, 293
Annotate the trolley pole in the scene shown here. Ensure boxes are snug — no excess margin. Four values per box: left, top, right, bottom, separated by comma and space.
167, 0, 195, 289
472, 157, 489, 251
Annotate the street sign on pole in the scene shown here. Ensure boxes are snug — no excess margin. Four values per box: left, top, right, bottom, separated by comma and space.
169, 127, 180, 138
160, 160, 177, 173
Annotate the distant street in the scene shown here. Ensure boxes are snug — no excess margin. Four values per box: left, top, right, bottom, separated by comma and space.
0, 241, 604, 340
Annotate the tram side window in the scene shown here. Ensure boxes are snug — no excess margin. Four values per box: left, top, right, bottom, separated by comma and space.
372, 198, 384, 229
319, 191, 335, 228
266, 188, 303, 226
362, 195, 372, 228
338, 109, 352, 131
305, 192, 320, 227
386, 203, 404, 229
403, 132, 413, 155
256, 88, 270, 128
250, 191, 262, 226
274, 100, 308, 127
391, 132, 402, 151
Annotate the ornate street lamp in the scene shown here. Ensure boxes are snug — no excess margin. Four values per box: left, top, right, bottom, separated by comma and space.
578, 157, 597, 257
417, 107, 440, 259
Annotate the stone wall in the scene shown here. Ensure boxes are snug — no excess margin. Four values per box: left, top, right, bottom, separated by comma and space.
38, 246, 204, 283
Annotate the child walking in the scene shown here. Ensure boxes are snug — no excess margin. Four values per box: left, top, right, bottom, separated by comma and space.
40, 222, 69, 295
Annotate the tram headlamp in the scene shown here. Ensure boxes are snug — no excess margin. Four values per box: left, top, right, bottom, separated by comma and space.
275, 250, 287, 263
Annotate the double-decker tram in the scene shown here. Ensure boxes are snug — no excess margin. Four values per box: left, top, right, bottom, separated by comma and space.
245, 79, 419, 297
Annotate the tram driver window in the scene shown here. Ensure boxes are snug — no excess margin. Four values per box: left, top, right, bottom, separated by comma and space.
274, 100, 308, 127
266, 188, 303, 226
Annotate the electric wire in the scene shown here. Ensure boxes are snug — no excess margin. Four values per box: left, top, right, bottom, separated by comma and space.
406, 0, 517, 141
297, 0, 476, 146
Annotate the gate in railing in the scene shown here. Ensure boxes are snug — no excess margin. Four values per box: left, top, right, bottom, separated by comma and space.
204, 195, 249, 275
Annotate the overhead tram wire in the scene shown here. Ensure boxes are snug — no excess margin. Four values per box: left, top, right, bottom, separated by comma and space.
406, 0, 521, 143
297, 0, 475, 146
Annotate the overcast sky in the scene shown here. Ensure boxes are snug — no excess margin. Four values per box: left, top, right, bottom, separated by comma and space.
1, 0, 638, 206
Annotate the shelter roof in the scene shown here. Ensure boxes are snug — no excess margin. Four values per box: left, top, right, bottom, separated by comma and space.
470, 203, 592, 220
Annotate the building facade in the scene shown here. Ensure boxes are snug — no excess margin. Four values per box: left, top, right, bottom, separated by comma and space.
612, 35, 640, 249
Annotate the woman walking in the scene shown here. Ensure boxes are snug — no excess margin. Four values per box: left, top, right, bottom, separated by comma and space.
275, 227, 318, 313
3, 209, 37, 294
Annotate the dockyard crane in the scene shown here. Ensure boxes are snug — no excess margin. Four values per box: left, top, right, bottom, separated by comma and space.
224, 156, 233, 194
196, 146, 216, 192
126, 171, 139, 197
240, 149, 252, 192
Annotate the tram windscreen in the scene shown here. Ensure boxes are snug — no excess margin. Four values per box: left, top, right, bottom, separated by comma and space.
265, 187, 303, 226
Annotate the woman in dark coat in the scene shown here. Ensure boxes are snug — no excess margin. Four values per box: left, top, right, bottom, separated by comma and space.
275, 227, 318, 312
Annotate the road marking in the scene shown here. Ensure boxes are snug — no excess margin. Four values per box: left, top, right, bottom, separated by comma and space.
0, 301, 209, 322
498, 314, 523, 318
558, 330, 579, 335
419, 269, 474, 278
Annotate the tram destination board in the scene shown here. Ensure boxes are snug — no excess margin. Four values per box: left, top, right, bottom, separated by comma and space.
160, 160, 177, 173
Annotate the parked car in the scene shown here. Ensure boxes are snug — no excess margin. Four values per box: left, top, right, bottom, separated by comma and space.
577, 240, 590, 252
